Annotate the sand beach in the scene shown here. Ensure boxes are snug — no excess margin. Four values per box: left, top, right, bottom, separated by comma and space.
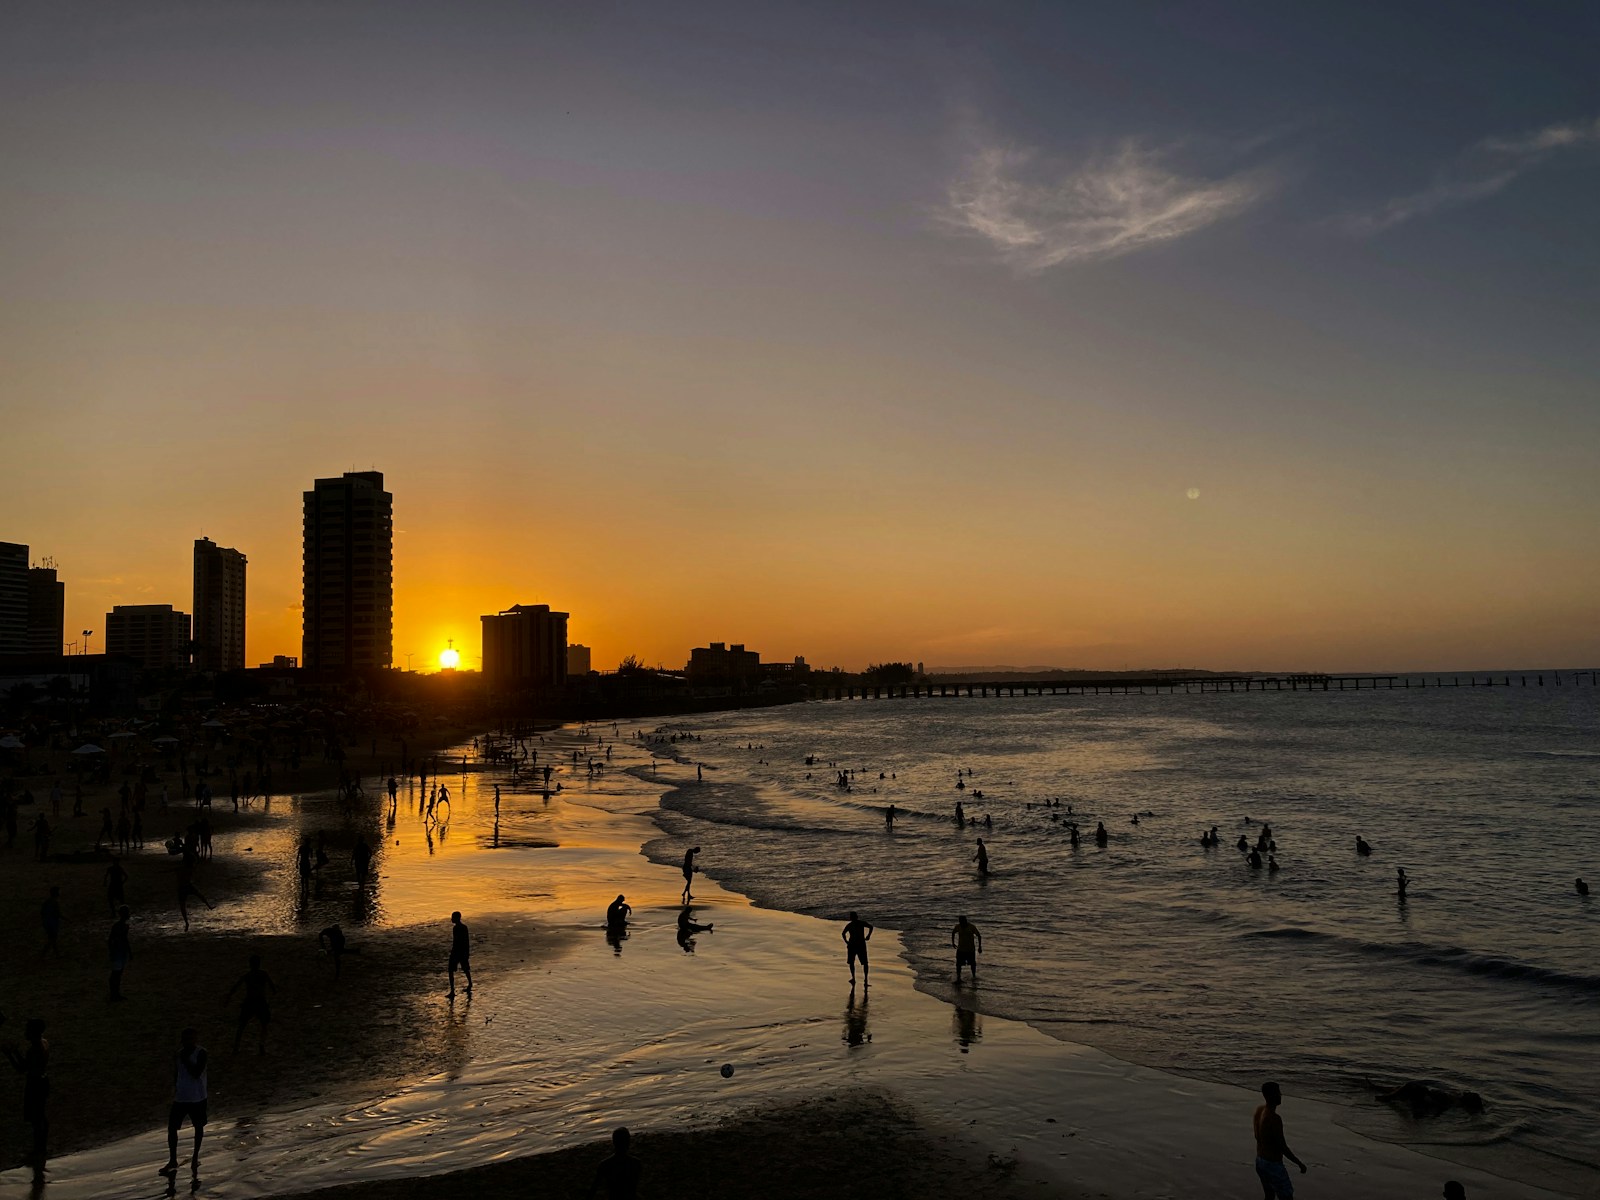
1, 723, 1589, 1199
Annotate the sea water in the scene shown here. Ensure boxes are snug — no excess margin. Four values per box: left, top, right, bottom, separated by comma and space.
640, 683, 1600, 1185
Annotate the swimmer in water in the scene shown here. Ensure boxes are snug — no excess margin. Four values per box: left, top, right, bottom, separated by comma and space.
1095, 822, 1109, 847
973, 838, 989, 876
1578, 878, 1590, 897
1396, 867, 1409, 899
1248, 848, 1263, 870
1356, 835, 1372, 856
954, 801, 965, 826
1268, 855, 1280, 873
1236, 834, 1250, 853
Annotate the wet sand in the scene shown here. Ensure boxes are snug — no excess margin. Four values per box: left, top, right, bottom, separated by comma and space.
275, 1091, 1048, 1200
2, 727, 1587, 1199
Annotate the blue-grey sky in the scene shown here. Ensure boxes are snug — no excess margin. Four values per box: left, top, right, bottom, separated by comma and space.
2, 1, 1597, 670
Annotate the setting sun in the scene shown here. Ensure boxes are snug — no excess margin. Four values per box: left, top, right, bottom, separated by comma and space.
439, 645, 460, 670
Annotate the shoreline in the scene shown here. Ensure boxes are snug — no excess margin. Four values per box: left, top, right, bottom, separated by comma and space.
2, 724, 1588, 1199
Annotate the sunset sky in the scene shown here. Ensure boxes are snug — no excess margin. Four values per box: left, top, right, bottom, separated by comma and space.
3, 2, 1598, 673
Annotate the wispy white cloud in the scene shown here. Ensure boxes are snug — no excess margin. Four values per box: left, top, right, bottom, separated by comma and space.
942, 140, 1273, 271
1345, 115, 1600, 235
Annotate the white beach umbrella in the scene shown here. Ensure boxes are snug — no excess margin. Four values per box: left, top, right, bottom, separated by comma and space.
201, 719, 226, 728
152, 735, 180, 746
72, 743, 105, 755
109, 730, 137, 739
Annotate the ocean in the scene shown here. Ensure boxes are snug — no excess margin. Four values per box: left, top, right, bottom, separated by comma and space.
640, 681, 1600, 1188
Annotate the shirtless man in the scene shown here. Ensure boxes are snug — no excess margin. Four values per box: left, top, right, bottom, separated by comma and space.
950, 914, 982, 983
841, 912, 873, 987
1252, 1081, 1307, 1198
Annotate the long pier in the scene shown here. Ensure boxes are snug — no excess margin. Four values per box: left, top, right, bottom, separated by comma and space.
812, 672, 1593, 701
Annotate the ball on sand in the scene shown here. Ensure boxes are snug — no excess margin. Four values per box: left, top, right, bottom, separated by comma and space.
720, 1063, 734, 1078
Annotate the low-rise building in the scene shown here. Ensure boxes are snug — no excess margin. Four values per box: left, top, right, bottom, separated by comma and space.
106, 604, 191, 671
482, 603, 568, 689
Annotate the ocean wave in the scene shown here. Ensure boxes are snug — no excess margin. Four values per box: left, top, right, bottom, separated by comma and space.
1239, 927, 1600, 995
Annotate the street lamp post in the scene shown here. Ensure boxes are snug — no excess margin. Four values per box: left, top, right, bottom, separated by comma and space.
405, 651, 414, 672
82, 630, 93, 655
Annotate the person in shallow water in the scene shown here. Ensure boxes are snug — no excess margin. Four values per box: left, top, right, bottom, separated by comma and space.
842, 911, 873, 987
884, 804, 896, 830
1577, 878, 1589, 896
1095, 822, 1109, 847
1356, 835, 1372, 856
1396, 867, 1409, 899
1252, 1080, 1307, 1198
973, 837, 989, 875
606, 895, 631, 927
951, 914, 982, 983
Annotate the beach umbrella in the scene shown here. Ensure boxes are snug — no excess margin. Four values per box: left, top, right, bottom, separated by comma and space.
72, 743, 105, 755
109, 730, 137, 740
152, 735, 180, 746
201, 719, 226, 729
0, 735, 24, 751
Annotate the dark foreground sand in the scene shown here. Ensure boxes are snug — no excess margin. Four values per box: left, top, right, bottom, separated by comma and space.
276, 1090, 1069, 1200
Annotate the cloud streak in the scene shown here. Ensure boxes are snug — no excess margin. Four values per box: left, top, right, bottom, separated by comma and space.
943, 141, 1272, 271
1346, 115, 1600, 235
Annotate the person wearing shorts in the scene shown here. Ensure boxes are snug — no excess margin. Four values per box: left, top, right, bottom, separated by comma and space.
841, 912, 873, 987
162, 1028, 208, 1180
1252, 1081, 1307, 1198
950, 915, 982, 983
448, 911, 473, 998
227, 954, 275, 1053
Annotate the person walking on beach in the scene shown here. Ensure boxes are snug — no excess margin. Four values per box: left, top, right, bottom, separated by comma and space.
352, 835, 373, 888
160, 1027, 208, 1182
842, 912, 874, 987
587, 1126, 642, 1199
108, 906, 132, 1000
680, 846, 701, 902
104, 857, 127, 916
448, 911, 473, 998
1252, 1081, 1307, 1198
226, 954, 275, 1053
951, 915, 982, 983
5, 1017, 49, 1182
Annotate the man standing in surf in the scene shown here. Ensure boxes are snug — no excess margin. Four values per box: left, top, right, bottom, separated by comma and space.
950, 914, 982, 983
842, 911, 873, 988
1252, 1081, 1307, 1198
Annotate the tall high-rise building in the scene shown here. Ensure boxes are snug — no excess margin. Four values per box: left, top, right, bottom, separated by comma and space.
26, 565, 65, 654
302, 471, 393, 671
0, 541, 27, 655
482, 604, 568, 689
106, 604, 191, 670
193, 538, 247, 671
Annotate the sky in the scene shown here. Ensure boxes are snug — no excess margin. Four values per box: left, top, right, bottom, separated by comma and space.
2, 1, 1598, 673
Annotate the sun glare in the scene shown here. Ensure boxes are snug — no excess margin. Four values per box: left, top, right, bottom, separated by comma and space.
439, 646, 460, 670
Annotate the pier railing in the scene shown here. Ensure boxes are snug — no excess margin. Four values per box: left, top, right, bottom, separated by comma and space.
813, 673, 1592, 701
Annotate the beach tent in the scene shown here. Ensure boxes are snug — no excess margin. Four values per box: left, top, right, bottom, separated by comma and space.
72, 743, 105, 755
152, 736, 180, 746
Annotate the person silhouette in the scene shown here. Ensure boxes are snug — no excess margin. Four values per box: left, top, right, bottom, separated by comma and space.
448, 911, 473, 998
1095, 822, 1109, 847
950, 914, 982, 983
227, 954, 275, 1053
352, 836, 372, 888
1396, 867, 1409, 900
1252, 1081, 1307, 1198
884, 804, 896, 830
606, 895, 632, 928
587, 1126, 642, 1199
1577, 878, 1589, 897
676, 905, 713, 952
680, 847, 701, 902
5, 1017, 49, 1183
1356, 835, 1372, 856
160, 1027, 208, 1182
318, 925, 347, 979
1443, 1182, 1466, 1200
108, 905, 132, 1000
842, 911, 873, 987
973, 838, 989, 876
